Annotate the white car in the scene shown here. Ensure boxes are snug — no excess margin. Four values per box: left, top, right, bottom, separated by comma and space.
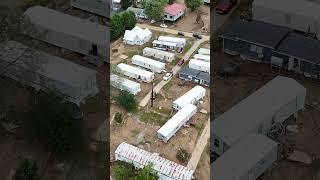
163, 72, 173, 81
160, 23, 168, 28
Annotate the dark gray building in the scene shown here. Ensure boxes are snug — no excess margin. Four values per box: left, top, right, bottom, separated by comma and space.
179, 67, 210, 87
220, 20, 289, 63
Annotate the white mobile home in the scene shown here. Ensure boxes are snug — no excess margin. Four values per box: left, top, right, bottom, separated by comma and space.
158, 36, 186, 48
212, 134, 278, 180
131, 55, 165, 73
22, 6, 109, 63
211, 76, 306, 155
189, 59, 210, 73
173, 85, 206, 110
198, 48, 210, 55
0, 41, 99, 105
143, 47, 175, 62
157, 104, 197, 143
123, 26, 152, 45
194, 54, 210, 62
115, 142, 194, 180
152, 40, 177, 51
71, 0, 109, 18
117, 63, 154, 83
110, 74, 141, 95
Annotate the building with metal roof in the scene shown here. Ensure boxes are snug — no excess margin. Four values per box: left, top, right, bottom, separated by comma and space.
179, 67, 210, 87
198, 48, 210, 55
117, 63, 154, 83
143, 47, 175, 62
158, 36, 186, 48
131, 55, 165, 73
163, 3, 186, 22
173, 85, 206, 110
110, 74, 141, 95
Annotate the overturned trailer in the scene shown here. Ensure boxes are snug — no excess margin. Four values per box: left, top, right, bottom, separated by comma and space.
212, 134, 278, 180
131, 55, 165, 73
117, 63, 154, 83
157, 104, 197, 143
22, 6, 109, 64
143, 47, 175, 62
198, 48, 210, 55
189, 59, 210, 73
115, 142, 194, 180
173, 85, 206, 110
193, 54, 210, 62
211, 76, 306, 155
110, 74, 141, 95
0, 41, 98, 105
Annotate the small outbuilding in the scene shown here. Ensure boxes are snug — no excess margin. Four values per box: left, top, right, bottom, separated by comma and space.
123, 26, 152, 45
110, 74, 141, 95
211, 134, 278, 180
71, 0, 109, 18
143, 47, 175, 62
163, 3, 186, 22
158, 36, 186, 48
117, 63, 154, 83
131, 55, 165, 73
194, 54, 210, 62
189, 59, 210, 73
157, 104, 197, 143
173, 85, 206, 110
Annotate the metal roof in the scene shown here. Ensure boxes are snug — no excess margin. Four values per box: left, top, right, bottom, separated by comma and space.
211, 134, 278, 180
23, 6, 108, 45
153, 40, 177, 47
211, 76, 306, 147
193, 54, 210, 62
0, 41, 97, 87
143, 47, 175, 57
173, 85, 206, 109
117, 63, 154, 79
132, 55, 165, 69
220, 20, 290, 48
189, 59, 210, 68
179, 67, 200, 77
164, 3, 186, 16
110, 74, 141, 94
198, 48, 210, 55
115, 142, 194, 180
158, 36, 186, 45
276, 33, 320, 64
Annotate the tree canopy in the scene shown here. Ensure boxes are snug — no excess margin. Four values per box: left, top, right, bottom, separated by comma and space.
144, 0, 167, 21
14, 158, 40, 180
185, 0, 202, 11
121, 0, 134, 10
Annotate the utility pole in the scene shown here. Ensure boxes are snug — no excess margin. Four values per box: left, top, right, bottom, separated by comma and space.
151, 81, 154, 107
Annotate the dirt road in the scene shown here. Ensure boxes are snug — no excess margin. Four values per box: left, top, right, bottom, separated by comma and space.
187, 118, 210, 171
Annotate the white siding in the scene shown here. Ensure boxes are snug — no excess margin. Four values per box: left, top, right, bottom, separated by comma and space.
173, 85, 206, 110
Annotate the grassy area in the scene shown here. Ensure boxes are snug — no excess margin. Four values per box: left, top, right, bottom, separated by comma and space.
170, 57, 180, 66
195, 121, 206, 137
139, 110, 168, 126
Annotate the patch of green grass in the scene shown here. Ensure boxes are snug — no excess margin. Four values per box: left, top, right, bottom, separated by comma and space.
170, 57, 180, 66
127, 50, 140, 58
140, 111, 168, 126
131, 129, 140, 137
183, 41, 193, 54
195, 121, 205, 137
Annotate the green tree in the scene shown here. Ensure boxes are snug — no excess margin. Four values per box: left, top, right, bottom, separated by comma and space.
114, 112, 123, 124
111, 14, 125, 40
135, 164, 157, 180
14, 158, 40, 180
122, 11, 136, 30
113, 163, 133, 180
29, 90, 84, 155
186, 0, 202, 11
144, 0, 167, 21
115, 90, 137, 112
176, 148, 191, 163
168, 0, 175, 4
121, 0, 133, 10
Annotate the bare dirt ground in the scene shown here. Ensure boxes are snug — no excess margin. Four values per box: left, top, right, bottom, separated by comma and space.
213, 51, 320, 180
194, 145, 210, 180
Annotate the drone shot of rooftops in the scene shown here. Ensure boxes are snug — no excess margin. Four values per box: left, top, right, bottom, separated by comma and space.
212, 0, 320, 179
110, 0, 210, 179
0, 0, 109, 179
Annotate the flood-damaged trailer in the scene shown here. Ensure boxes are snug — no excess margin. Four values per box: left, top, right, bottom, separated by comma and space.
110, 74, 141, 95
117, 63, 154, 83
173, 85, 206, 110
143, 47, 175, 62
189, 59, 210, 73
198, 48, 210, 56
157, 104, 197, 143
193, 54, 210, 62
131, 55, 165, 73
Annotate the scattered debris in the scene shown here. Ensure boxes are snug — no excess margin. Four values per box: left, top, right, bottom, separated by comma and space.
119, 54, 128, 60
288, 150, 313, 165
200, 109, 208, 114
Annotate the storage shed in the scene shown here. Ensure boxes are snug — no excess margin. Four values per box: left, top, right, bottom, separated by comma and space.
110, 74, 141, 95
22, 6, 109, 63
198, 48, 210, 55
152, 40, 177, 51
0, 41, 99, 105
123, 26, 152, 45
193, 54, 210, 62
115, 142, 194, 180
271, 33, 320, 79
220, 20, 289, 63
117, 63, 154, 83
157, 104, 197, 143
131, 55, 165, 73
211, 134, 278, 180
211, 76, 306, 155
173, 85, 206, 110
252, 0, 320, 38
158, 36, 186, 48
143, 47, 175, 62
189, 59, 210, 73
71, 0, 109, 18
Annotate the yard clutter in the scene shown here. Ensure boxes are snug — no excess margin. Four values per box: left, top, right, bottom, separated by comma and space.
131, 55, 166, 73
123, 26, 152, 45
157, 104, 197, 143
188, 59, 210, 73
117, 63, 154, 83
143, 47, 175, 62
110, 74, 141, 95
173, 85, 206, 110
115, 142, 194, 180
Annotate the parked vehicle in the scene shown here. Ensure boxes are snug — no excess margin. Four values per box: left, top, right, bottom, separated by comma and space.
160, 23, 168, 28
178, 32, 185, 36
193, 32, 202, 39
178, 58, 185, 66
163, 72, 173, 81
177, 47, 183, 53
216, 0, 237, 14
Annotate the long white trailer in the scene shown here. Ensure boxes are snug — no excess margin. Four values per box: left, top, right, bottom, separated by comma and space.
173, 85, 206, 110
193, 54, 210, 62
157, 104, 197, 143
131, 55, 165, 73
189, 59, 210, 73
158, 36, 186, 47
115, 142, 194, 180
198, 48, 210, 55
117, 63, 154, 83
110, 74, 141, 95
143, 47, 175, 62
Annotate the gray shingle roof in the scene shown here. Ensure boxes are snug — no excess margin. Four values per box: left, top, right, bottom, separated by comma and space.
179, 67, 200, 77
